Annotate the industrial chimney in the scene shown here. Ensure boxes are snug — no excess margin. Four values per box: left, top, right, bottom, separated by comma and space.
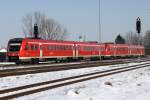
34, 24, 38, 39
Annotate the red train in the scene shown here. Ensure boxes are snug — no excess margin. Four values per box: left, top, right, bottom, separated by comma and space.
7, 38, 144, 64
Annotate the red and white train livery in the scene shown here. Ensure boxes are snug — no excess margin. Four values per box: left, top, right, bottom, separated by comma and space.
7, 38, 144, 64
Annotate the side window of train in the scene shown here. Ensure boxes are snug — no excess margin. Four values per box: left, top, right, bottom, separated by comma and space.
25, 43, 29, 50
68, 45, 72, 50
65, 45, 69, 50
35, 45, 38, 50
102, 48, 104, 51
63, 45, 67, 50
99, 47, 102, 51
73, 45, 75, 50
64, 45, 67, 50
48, 45, 51, 50
31, 45, 34, 51
42, 46, 46, 51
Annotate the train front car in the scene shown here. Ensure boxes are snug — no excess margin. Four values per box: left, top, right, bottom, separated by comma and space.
7, 38, 23, 64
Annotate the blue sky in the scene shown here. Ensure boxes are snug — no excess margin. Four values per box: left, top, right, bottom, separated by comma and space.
0, 0, 150, 47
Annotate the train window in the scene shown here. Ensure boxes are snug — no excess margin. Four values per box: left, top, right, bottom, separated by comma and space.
31, 45, 34, 50
47, 45, 49, 50
57, 45, 59, 50
63, 45, 66, 50
59, 45, 62, 50
72, 46, 75, 50
42, 46, 46, 51
62, 45, 65, 50
64, 45, 66, 50
57, 45, 60, 50
30, 44, 38, 51
50, 46, 53, 50
35, 45, 38, 50
60, 46, 63, 50
110, 48, 112, 51
61, 45, 64, 50
9, 45, 21, 51
56, 45, 58, 50
66, 45, 69, 50
99, 48, 101, 51
100, 48, 104, 51
60, 45, 62, 50
67, 46, 69, 50
86, 46, 93, 51
63, 45, 68, 50
53, 46, 55, 50
68, 46, 72, 50
25, 43, 28, 50
54, 46, 56, 50
9, 43, 21, 51
48, 45, 52, 50
102, 48, 104, 51
51, 46, 54, 50
80, 46, 82, 50
85, 47, 87, 51
83, 47, 86, 50
59, 45, 61, 50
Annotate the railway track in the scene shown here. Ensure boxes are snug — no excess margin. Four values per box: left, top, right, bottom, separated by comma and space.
0, 57, 147, 68
0, 58, 149, 78
0, 61, 150, 99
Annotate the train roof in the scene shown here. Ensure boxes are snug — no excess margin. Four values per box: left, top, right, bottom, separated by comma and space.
104, 42, 143, 46
8, 38, 144, 48
8, 38, 23, 43
21, 38, 104, 45
9, 38, 23, 41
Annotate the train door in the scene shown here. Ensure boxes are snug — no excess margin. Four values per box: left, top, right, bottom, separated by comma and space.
76, 44, 79, 58
39, 44, 43, 58
99, 45, 103, 57
114, 45, 116, 57
74, 44, 78, 58
129, 46, 131, 56
73, 44, 75, 58
104, 44, 109, 56
99, 47, 101, 57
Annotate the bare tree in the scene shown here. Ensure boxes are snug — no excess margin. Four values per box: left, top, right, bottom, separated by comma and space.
144, 30, 150, 55
22, 12, 68, 40
125, 31, 143, 45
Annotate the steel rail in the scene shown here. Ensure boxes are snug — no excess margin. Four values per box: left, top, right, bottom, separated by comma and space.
0, 62, 150, 99
0, 58, 150, 78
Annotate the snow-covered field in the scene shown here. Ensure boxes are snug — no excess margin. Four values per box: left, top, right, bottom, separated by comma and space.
1, 61, 150, 100
0, 62, 140, 90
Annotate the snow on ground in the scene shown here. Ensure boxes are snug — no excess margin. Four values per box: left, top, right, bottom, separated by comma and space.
0, 62, 83, 70
1, 61, 150, 100
0, 62, 14, 65
0, 62, 141, 90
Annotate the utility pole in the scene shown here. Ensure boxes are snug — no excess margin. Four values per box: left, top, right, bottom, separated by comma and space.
98, 0, 101, 43
98, 0, 102, 61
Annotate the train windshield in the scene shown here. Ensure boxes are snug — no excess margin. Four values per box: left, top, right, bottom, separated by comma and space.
9, 43, 21, 51
8, 38, 23, 52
